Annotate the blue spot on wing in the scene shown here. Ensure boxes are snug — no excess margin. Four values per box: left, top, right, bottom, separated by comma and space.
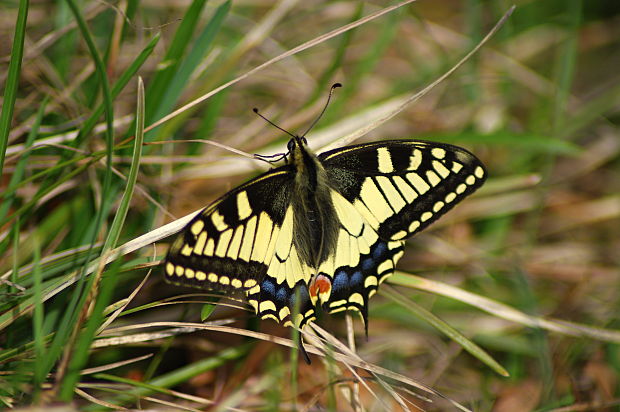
276, 287, 288, 302
261, 279, 275, 296
332, 271, 348, 291
373, 242, 387, 260
350, 271, 363, 285
362, 258, 375, 271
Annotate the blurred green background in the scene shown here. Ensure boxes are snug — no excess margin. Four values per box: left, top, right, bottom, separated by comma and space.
1, 0, 619, 410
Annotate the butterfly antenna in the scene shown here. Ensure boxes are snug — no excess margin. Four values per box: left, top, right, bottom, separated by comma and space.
301, 82, 342, 137
253, 108, 297, 139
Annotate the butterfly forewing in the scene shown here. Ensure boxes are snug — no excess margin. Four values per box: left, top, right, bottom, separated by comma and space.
165, 165, 320, 327
165, 167, 293, 291
320, 140, 486, 242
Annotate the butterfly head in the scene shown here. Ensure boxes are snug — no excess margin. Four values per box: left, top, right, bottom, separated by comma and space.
286, 135, 310, 164
309, 273, 332, 306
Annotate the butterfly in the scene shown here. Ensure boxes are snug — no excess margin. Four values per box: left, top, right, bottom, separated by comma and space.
164, 85, 486, 360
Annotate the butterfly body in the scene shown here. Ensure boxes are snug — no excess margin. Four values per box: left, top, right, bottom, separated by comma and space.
165, 137, 486, 332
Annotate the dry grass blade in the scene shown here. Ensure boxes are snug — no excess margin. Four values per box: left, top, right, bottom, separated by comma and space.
309, 324, 471, 412
390, 271, 620, 343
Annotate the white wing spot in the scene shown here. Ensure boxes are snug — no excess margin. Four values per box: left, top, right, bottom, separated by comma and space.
180, 244, 193, 256
227, 226, 244, 259
433, 201, 444, 212
376, 176, 406, 212
426, 170, 441, 186
239, 215, 257, 261
208, 273, 218, 282
475, 166, 485, 179
392, 176, 417, 202
377, 147, 394, 173
349, 293, 364, 305
191, 220, 204, 235
378, 260, 393, 274
360, 178, 392, 222
194, 232, 207, 255
466, 175, 476, 185
231, 279, 242, 288
215, 229, 233, 257
251, 212, 273, 262
204, 238, 215, 256
196, 271, 206, 281
452, 162, 463, 173
236, 191, 252, 220
175, 265, 184, 276
456, 183, 467, 194
409, 149, 422, 170
211, 210, 228, 231
219, 276, 230, 286
244, 279, 257, 288
421, 211, 433, 222
259, 300, 277, 313
408, 220, 420, 232
165, 262, 175, 275
433, 160, 450, 178
392, 230, 407, 240
185, 268, 195, 279
406, 173, 430, 194
445, 192, 457, 203
431, 147, 446, 159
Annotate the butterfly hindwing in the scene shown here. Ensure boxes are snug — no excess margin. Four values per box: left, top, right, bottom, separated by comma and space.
319, 140, 486, 242
322, 190, 405, 326
250, 205, 317, 327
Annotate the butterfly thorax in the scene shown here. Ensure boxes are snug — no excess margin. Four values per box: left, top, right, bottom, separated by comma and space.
289, 137, 339, 268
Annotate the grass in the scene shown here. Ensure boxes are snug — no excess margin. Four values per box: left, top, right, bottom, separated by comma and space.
1, 0, 619, 410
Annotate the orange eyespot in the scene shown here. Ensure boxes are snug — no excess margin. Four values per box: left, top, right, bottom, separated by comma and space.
309, 274, 332, 302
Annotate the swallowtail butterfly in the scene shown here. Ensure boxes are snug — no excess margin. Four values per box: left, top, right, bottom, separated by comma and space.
164, 85, 486, 359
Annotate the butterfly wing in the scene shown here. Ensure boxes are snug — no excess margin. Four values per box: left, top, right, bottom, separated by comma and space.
317, 140, 486, 322
315, 189, 405, 327
320, 140, 486, 241
164, 165, 314, 325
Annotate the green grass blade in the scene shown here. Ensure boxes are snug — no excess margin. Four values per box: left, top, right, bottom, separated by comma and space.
150, 0, 230, 138
58, 256, 122, 400
0, 97, 48, 223
75, 33, 160, 148
102, 77, 145, 251
145, 0, 209, 127
40, 0, 116, 396
382, 285, 510, 377
31, 239, 46, 398
0, 0, 29, 179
